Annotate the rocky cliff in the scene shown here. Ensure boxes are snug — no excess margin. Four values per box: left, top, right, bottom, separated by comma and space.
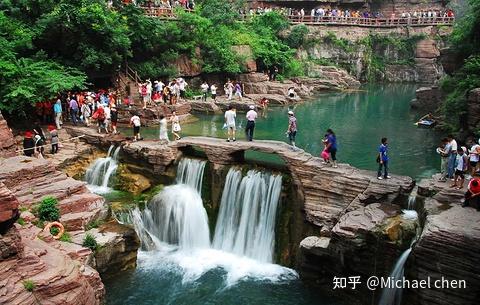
0, 111, 15, 158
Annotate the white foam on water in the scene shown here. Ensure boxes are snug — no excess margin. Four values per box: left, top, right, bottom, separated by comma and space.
401, 210, 418, 220
137, 247, 298, 287
87, 185, 113, 194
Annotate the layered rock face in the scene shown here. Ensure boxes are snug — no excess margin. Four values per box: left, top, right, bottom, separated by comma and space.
410, 86, 443, 111
0, 156, 107, 231
0, 182, 105, 305
405, 176, 480, 305
0, 111, 15, 158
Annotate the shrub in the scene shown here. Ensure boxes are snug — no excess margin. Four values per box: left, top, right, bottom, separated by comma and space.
82, 233, 98, 251
23, 280, 35, 292
285, 24, 309, 48
37, 197, 60, 222
59, 232, 72, 243
17, 218, 26, 226
50, 226, 60, 236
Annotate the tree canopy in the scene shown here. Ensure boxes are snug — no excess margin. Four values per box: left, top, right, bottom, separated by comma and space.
0, 0, 304, 116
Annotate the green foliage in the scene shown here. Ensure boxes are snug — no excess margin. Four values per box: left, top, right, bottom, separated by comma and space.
285, 25, 309, 48
323, 31, 354, 53
282, 59, 305, 78
85, 219, 104, 231
198, 0, 244, 25
50, 226, 60, 236
23, 280, 35, 292
439, 0, 480, 131
441, 55, 480, 130
37, 197, 60, 222
60, 231, 72, 243
82, 233, 98, 251
17, 218, 26, 226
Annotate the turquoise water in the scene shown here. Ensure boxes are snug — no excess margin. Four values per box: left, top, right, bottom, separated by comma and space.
125, 84, 441, 180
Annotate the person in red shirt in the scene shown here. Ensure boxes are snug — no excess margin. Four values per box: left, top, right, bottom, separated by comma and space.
463, 175, 480, 210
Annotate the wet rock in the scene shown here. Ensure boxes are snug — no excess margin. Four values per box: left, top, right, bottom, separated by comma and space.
81, 221, 140, 275
117, 164, 152, 194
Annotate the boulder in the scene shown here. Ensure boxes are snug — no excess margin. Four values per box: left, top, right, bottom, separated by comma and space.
410, 86, 443, 111
0, 182, 19, 234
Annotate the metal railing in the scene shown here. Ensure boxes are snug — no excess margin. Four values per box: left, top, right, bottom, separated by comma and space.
139, 7, 455, 27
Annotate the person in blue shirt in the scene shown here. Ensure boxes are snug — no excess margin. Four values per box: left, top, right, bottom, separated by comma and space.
325, 129, 338, 168
53, 99, 63, 130
378, 137, 391, 180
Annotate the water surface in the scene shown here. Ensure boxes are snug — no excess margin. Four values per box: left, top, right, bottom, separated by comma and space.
126, 84, 441, 180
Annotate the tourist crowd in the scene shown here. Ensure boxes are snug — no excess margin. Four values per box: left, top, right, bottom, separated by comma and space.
246, 6, 455, 21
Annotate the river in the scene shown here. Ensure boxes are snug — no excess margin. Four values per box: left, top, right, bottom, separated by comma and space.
128, 84, 441, 180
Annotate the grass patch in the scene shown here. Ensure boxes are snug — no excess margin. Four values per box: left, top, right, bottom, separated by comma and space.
23, 280, 35, 292
59, 232, 72, 243
82, 233, 98, 252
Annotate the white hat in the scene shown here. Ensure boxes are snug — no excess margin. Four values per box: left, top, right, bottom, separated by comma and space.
249, 105, 255, 110
288, 110, 294, 115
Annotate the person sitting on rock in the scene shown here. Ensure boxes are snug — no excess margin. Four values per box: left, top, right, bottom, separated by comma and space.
462, 175, 480, 211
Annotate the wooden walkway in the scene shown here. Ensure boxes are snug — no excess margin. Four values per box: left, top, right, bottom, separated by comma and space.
141, 7, 454, 27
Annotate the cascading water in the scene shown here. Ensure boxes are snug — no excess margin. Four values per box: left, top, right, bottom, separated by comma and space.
213, 168, 283, 263
126, 158, 295, 285
129, 158, 209, 250
85, 145, 120, 193
131, 184, 211, 250
175, 158, 207, 193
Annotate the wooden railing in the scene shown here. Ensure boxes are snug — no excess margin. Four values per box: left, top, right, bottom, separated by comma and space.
140, 7, 455, 27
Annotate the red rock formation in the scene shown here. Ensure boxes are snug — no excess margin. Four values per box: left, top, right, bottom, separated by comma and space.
0, 156, 107, 231
0, 182, 19, 234
0, 111, 15, 158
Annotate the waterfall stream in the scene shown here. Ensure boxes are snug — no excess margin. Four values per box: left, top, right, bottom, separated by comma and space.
127, 158, 295, 284
85, 145, 120, 194
213, 168, 283, 263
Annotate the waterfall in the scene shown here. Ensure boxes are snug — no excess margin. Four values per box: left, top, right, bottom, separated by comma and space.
129, 158, 210, 250
407, 186, 418, 210
378, 248, 413, 305
175, 158, 207, 193
212, 168, 283, 263
85, 145, 120, 193
130, 184, 211, 250
379, 225, 421, 305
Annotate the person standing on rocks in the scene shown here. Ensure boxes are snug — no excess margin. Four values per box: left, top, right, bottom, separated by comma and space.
48, 125, 59, 154
437, 138, 450, 182
245, 105, 257, 141
447, 134, 458, 179
130, 113, 141, 141
286, 111, 297, 149
325, 129, 338, 168
159, 114, 170, 143
225, 105, 236, 142
69, 96, 79, 126
81, 101, 91, 127
171, 111, 181, 141
201, 81, 209, 102
469, 139, 480, 176
54, 98, 63, 130
234, 82, 243, 101
377, 137, 390, 179
210, 84, 217, 101
451, 147, 468, 189
110, 105, 118, 135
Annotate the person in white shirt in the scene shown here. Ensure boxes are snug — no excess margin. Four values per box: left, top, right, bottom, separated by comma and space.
201, 81, 209, 102
225, 80, 234, 100
224, 105, 236, 142
104, 106, 111, 133
177, 78, 187, 101
159, 115, 169, 143
210, 84, 217, 101
469, 139, 480, 176
245, 105, 257, 141
130, 114, 141, 141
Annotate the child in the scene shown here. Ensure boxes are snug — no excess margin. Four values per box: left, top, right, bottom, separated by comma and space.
110, 106, 118, 134
48, 125, 59, 154
321, 134, 330, 164
451, 147, 468, 189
